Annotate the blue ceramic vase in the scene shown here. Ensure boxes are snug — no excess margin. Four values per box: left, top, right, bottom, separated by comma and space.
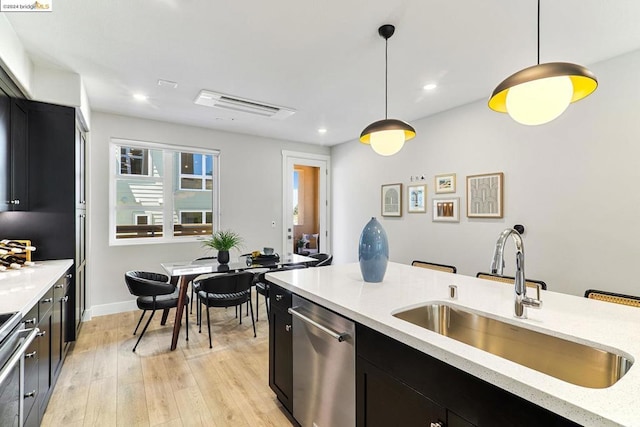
358, 217, 389, 283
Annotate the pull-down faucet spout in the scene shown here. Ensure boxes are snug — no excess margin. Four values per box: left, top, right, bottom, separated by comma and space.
490, 228, 542, 318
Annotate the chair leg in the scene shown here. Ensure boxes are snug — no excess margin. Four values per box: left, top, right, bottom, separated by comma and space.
190, 282, 194, 314
184, 301, 189, 341
199, 298, 202, 333
133, 310, 146, 335
255, 290, 259, 322
133, 310, 156, 352
206, 305, 212, 349
239, 304, 242, 325
248, 298, 256, 338
264, 293, 270, 320
160, 308, 170, 325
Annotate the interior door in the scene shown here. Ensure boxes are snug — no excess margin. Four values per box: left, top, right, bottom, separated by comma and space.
282, 151, 330, 256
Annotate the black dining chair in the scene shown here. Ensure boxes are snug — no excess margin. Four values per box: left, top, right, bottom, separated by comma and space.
194, 271, 256, 348
124, 270, 189, 352
253, 264, 307, 321
306, 253, 333, 267
411, 260, 457, 273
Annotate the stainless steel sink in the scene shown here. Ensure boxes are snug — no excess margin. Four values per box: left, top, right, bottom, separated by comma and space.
392, 303, 633, 388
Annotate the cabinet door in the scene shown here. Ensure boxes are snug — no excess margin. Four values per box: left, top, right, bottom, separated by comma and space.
0, 87, 9, 211
356, 356, 446, 427
9, 98, 28, 210
51, 280, 64, 377
37, 313, 51, 415
269, 304, 293, 413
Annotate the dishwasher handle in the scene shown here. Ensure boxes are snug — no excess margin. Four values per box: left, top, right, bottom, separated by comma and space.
288, 307, 349, 342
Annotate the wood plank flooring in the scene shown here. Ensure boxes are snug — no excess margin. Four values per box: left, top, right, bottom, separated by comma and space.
42, 297, 296, 427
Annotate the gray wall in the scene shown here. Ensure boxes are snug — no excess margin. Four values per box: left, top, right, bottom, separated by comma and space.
88, 112, 329, 315
331, 48, 640, 298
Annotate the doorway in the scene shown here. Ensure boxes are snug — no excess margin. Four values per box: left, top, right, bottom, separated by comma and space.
282, 151, 330, 256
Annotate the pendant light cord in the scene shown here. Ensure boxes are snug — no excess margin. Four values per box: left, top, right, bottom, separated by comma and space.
384, 36, 388, 119
537, 0, 540, 65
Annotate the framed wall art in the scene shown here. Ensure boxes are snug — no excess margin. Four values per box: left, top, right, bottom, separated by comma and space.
466, 172, 504, 218
381, 183, 402, 217
435, 173, 456, 194
433, 197, 460, 222
407, 184, 426, 213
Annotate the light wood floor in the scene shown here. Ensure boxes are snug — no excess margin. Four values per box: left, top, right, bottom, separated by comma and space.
42, 297, 296, 427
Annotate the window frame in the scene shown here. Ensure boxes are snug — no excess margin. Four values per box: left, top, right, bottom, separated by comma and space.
109, 138, 220, 246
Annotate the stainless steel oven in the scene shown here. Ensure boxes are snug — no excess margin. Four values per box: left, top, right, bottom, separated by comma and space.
0, 312, 39, 427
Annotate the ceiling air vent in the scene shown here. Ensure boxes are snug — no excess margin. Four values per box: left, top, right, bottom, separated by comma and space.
194, 90, 295, 119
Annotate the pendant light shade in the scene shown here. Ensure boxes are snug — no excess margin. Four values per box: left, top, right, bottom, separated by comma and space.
488, 1, 597, 125
360, 24, 416, 156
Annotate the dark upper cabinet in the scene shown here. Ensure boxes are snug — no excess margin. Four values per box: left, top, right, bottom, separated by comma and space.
0, 87, 28, 212
0, 86, 9, 211
10, 98, 28, 210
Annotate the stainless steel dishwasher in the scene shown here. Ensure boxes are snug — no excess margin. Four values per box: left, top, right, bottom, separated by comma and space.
289, 295, 355, 427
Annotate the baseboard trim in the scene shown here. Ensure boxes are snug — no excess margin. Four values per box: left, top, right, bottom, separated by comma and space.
88, 300, 137, 318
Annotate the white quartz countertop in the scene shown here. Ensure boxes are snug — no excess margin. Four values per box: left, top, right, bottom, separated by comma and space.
0, 260, 73, 316
266, 262, 640, 427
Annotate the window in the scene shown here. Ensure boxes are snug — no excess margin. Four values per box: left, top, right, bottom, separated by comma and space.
179, 153, 213, 190
110, 138, 219, 245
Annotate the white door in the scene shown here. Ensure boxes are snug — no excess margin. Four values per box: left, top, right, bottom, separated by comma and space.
282, 151, 330, 256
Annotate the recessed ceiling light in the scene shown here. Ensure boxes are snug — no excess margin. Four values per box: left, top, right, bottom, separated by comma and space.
423, 83, 437, 91
133, 93, 148, 101
318, 128, 327, 134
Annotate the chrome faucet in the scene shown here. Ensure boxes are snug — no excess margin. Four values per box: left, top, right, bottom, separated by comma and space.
490, 228, 542, 318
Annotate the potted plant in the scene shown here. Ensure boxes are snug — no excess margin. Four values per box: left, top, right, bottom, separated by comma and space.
203, 229, 244, 264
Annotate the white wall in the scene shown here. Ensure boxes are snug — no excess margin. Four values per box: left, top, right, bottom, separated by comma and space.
88, 112, 329, 315
331, 49, 640, 298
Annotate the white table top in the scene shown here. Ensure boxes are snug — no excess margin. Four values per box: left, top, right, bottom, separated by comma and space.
0, 259, 73, 316
266, 262, 640, 427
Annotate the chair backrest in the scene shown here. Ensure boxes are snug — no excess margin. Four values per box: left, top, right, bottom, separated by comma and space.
411, 260, 457, 274
584, 289, 640, 308
308, 253, 333, 267
124, 271, 175, 297
195, 271, 255, 294
476, 272, 547, 290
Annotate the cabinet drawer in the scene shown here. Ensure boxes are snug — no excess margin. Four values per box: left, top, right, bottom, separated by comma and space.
269, 284, 292, 312
23, 338, 39, 422
39, 288, 54, 317
24, 304, 38, 327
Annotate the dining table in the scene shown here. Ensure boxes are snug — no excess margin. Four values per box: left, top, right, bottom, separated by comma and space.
161, 253, 317, 350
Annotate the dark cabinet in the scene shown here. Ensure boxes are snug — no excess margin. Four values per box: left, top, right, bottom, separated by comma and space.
23, 305, 39, 425
9, 98, 28, 210
356, 324, 579, 427
0, 88, 28, 212
37, 289, 53, 417
357, 356, 446, 427
268, 283, 293, 413
51, 273, 70, 377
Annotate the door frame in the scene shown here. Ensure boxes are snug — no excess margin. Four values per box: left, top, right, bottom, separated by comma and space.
281, 150, 330, 256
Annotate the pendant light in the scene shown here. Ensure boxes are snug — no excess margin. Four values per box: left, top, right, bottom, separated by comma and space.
488, 0, 597, 125
360, 24, 416, 156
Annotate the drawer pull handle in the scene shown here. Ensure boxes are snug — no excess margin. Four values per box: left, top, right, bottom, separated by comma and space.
25, 351, 37, 359
275, 294, 283, 302
24, 317, 37, 325
36, 331, 46, 337
54, 284, 64, 289
285, 324, 291, 332
24, 390, 36, 398
41, 298, 53, 304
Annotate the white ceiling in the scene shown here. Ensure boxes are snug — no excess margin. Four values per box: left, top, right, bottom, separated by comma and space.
5, 0, 640, 146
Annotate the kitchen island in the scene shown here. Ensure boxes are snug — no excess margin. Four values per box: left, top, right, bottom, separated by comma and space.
266, 262, 640, 427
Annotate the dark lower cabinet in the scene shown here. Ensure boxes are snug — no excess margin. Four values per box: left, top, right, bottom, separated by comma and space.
268, 283, 293, 413
356, 324, 579, 427
357, 356, 447, 427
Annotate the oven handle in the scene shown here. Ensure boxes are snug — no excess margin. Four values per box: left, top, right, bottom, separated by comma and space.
0, 327, 39, 386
